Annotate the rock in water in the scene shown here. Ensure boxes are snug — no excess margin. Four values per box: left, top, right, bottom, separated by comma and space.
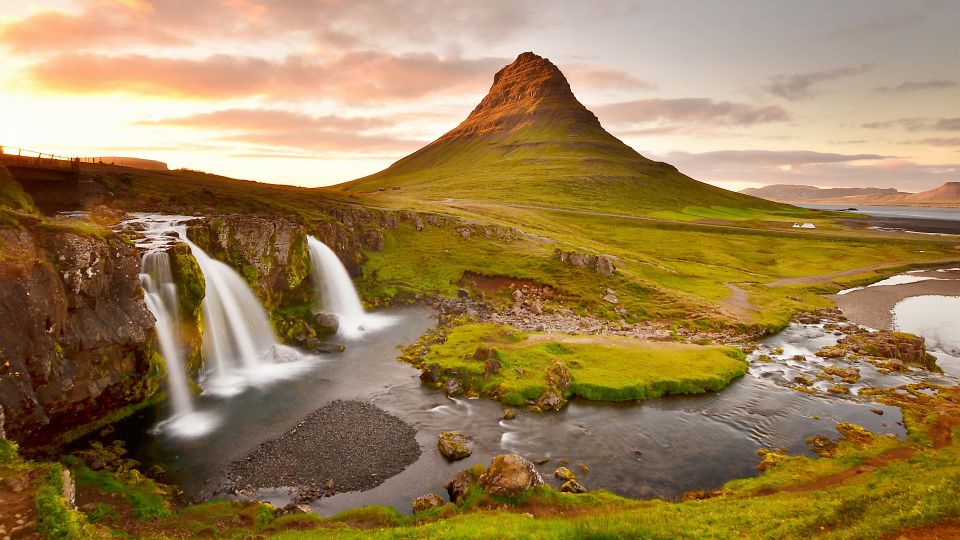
412, 493, 445, 513
437, 431, 473, 460
480, 454, 544, 497
313, 311, 340, 334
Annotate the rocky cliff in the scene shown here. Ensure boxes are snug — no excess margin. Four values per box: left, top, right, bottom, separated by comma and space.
0, 219, 159, 445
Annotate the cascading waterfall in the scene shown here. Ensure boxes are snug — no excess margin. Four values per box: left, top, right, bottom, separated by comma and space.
307, 236, 394, 338
140, 251, 194, 418
127, 213, 307, 437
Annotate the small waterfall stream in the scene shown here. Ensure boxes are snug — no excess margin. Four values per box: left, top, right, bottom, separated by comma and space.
307, 236, 394, 338
140, 251, 194, 418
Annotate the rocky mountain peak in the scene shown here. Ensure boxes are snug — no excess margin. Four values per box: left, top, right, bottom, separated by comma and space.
440, 52, 601, 140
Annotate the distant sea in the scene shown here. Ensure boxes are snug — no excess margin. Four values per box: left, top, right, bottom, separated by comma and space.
800, 204, 960, 222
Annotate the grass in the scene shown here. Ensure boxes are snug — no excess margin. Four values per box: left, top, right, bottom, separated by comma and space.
414, 323, 747, 405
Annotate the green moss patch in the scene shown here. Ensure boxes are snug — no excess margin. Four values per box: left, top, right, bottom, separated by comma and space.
415, 323, 747, 406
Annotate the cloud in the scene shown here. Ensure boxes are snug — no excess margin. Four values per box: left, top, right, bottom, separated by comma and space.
0, 1, 187, 52
141, 108, 393, 132
218, 131, 423, 153
863, 116, 960, 132
655, 150, 956, 191
764, 65, 871, 100
0, 0, 536, 54
662, 150, 890, 168
562, 65, 656, 91
917, 138, 960, 148
875, 79, 957, 94
142, 108, 424, 153
27, 51, 504, 103
593, 98, 789, 132
935, 117, 960, 131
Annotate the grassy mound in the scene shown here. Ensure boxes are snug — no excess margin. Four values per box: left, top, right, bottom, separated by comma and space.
414, 323, 747, 405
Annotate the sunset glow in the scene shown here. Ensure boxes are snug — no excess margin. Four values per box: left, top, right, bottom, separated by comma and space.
1, 0, 957, 190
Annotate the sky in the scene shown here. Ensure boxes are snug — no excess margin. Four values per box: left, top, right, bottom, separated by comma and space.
0, 0, 958, 192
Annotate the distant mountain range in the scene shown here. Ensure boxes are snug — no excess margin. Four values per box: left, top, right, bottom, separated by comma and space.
741, 183, 960, 207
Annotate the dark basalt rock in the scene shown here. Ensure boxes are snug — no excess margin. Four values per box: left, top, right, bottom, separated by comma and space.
0, 222, 157, 445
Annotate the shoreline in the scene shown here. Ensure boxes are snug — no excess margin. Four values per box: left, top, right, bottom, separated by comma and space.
833, 267, 960, 330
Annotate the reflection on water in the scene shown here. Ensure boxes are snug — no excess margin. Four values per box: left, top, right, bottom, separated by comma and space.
894, 295, 960, 376
104, 306, 913, 516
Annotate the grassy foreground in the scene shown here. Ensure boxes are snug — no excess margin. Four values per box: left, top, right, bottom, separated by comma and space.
4, 385, 958, 539
407, 323, 747, 406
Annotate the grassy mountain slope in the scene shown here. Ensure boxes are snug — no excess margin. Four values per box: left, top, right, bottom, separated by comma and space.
337, 53, 803, 220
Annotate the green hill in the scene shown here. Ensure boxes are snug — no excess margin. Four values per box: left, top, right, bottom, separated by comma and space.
338, 52, 799, 219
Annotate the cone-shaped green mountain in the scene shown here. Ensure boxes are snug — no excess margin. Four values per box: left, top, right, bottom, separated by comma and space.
338, 52, 792, 218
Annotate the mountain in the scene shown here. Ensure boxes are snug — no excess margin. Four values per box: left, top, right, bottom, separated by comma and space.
96, 157, 169, 171
743, 182, 960, 207
337, 52, 794, 218
739, 184, 902, 203
901, 182, 960, 204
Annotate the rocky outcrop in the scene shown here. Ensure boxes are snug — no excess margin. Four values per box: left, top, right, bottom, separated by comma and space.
0, 222, 158, 444
553, 249, 615, 275
187, 214, 312, 312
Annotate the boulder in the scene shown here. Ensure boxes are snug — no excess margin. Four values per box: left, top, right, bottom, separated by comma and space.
412, 493, 445, 513
480, 454, 544, 497
313, 312, 340, 334
554, 466, 577, 482
502, 408, 516, 420
444, 469, 474, 504
560, 479, 586, 493
437, 431, 473, 461
553, 249, 616, 275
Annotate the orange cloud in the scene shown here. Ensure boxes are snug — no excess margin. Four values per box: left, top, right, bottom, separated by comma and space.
27, 51, 504, 103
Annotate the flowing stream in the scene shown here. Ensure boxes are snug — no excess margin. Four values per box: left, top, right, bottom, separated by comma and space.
113, 213, 960, 515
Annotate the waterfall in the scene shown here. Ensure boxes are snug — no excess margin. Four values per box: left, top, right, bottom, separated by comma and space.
307, 236, 394, 338
140, 251, 194, 418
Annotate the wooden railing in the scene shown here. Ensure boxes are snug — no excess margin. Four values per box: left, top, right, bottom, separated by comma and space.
0, 146, 120, 172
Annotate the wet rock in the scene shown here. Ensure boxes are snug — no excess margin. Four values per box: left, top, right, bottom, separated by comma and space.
560, 479, 586, 493
554, 467, 577, 482
313, 312, 340, 334
502, 408, 516, 420
437, 431, 473, 461
444, 469, 474, 504
412, 493, 445, 513
480, 454, 544, 497
870, 408, 884, 415
442, 377, 464, 396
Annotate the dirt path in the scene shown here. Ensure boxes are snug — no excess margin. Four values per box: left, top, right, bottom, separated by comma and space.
722, 283, 759, 321
774, 446, 919, 494
765, 258, 960, 288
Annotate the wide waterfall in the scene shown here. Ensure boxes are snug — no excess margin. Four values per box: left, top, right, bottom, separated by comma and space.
127, 213, 307, 437
307, 236, 394, 338
140, 251, 194, 418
